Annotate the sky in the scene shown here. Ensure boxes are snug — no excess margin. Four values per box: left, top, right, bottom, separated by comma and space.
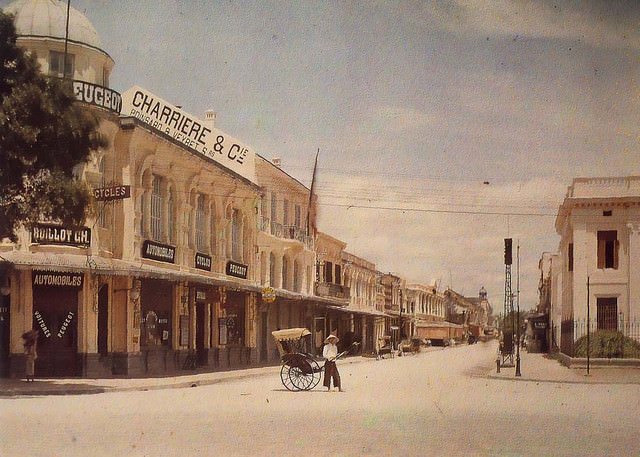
3, 0, 639, 311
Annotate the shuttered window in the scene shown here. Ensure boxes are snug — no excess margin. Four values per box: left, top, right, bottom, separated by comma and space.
597, 231, 618, 269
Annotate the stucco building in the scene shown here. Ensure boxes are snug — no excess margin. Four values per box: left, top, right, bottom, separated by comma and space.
555, 176, 640, 355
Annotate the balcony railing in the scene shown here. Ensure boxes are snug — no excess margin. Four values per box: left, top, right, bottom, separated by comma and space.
315, 281, 350, 300
259, 217, 313, 249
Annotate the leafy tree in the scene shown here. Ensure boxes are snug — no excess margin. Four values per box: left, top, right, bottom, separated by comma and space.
0, 11, 106, 241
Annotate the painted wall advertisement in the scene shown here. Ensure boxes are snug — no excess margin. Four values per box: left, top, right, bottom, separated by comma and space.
121, 86, 256, 184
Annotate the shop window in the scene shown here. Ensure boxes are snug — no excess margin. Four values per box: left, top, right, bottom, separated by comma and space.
568, 243, 573, 272
49, 51, 74, 78
597, 297, 617, 331
140, 280, 172, 348
195, 194, 206, 252
597, 231, 618, 269
151, 176, 164, 241
221, 291, 245, 345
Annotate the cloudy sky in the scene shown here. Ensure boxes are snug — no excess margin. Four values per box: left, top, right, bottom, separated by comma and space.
5, 0, 639, 310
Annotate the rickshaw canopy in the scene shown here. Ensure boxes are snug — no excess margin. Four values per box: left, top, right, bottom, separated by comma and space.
271, 328, 311, 342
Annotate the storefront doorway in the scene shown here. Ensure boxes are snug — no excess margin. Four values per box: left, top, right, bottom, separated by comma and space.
0, 294, 10, 377
195, 298, 207, 366
32, 287, 79, 377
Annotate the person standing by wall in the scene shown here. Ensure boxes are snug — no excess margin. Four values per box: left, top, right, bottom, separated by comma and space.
322, 334, 342, 392
22, 330, 38, 382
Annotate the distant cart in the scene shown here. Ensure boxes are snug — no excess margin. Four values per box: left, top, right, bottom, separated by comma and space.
272, 328, 323, 391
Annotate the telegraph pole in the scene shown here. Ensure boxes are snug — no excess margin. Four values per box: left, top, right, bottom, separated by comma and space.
586, 276, 590, 376
515, 242, 521, 377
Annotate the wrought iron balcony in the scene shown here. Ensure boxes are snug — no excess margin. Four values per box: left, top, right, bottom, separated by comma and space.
315, 281, 350, 300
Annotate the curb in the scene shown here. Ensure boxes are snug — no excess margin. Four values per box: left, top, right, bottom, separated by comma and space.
0, 354, 376, 398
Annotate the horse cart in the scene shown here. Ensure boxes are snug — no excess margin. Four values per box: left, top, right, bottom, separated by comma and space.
272, 328, 323, 391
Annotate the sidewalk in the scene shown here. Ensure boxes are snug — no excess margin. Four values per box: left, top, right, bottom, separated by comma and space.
488, 348, 640, 385
0, 355, 377, 398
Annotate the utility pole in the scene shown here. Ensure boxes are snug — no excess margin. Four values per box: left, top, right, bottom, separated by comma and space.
515, 242, 521, 377
586, 276, 590, 376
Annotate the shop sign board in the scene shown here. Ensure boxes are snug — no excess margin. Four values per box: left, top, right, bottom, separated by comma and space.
93, 185, 130, 201
121, 86, 257, 184
195, 252, 212, 271
31, 224, 91, 248
261, 286, 276, 303
142, 240, 176, 263
226, 261, 248, 279
32, 271, 83, 288
534, 321, 547, 329
196, 290, 207, 301
73, 80, 122, 114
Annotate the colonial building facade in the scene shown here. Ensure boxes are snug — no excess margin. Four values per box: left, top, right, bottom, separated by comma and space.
0, 0, 493, 378
554, 176, 640, 356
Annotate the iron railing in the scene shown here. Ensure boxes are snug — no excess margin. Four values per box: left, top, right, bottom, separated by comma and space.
560, 317, 640, 357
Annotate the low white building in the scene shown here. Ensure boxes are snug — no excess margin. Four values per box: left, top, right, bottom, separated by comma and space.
555, 176, 640, 355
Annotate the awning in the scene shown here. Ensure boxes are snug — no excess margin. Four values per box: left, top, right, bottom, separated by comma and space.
0, 250, 261, 293
415, 321, 463, 329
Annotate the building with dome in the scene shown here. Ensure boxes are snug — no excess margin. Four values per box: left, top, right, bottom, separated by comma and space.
0, 0, 348, 378
4, 0, 113, 86
0, 0, 483, 380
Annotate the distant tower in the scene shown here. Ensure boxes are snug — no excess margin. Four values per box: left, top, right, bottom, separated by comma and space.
479, 286, 487, 300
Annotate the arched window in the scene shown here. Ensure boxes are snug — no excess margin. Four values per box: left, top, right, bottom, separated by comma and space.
139, 191, 145, 236
282, 256, 289, 290
97, 156, 106, 227
210, 205, 217, 257
293, 260, 300, 292
168, 187, 175, 244
269, 252, 276, 287
151, 175, 164, 241
195, 194, 206, 252
231, 209, 242, 261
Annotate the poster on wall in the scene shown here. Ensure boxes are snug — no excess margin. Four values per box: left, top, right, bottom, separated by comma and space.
180, 315, 189, 347
218, 318, 227, 345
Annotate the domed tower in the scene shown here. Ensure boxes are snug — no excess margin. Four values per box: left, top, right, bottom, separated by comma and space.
479, 286, 487, 300
3, 0, 114, 87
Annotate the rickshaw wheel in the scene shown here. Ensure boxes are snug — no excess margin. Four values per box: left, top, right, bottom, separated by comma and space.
289, 359, 315, 391
308, 359, 322, 390
280, 364, 298, 391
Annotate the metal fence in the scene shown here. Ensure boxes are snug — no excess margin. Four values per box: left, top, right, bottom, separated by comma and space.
560, 317, 640, 357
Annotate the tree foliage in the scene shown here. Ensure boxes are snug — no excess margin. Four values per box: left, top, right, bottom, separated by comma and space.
0, 11, 106, 241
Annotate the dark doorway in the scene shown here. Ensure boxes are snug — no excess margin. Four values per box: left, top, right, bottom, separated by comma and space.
97, 284, 109, 356
33, 287, 79, 377
0, 294, 10, 377
195, 301, 207, 366
260, 310, 268, 362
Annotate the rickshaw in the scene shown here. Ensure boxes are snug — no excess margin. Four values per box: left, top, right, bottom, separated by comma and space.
272, 328, 323, 391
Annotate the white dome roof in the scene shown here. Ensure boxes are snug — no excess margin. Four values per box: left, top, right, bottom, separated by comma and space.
3, 0, 103, 50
